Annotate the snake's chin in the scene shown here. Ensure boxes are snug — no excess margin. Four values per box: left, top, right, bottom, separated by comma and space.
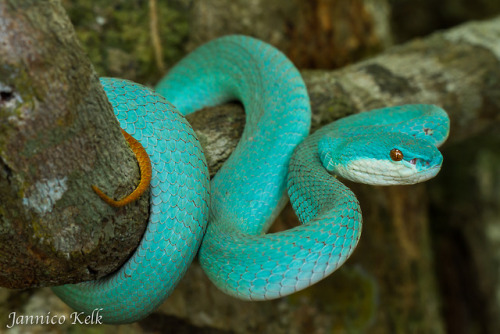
375, 165, 442, 186
334, 159, 442, 186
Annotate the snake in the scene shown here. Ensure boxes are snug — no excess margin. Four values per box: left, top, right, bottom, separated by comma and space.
52, 35, 450, 323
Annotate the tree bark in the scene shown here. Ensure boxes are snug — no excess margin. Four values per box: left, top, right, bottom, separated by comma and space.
187, 0, 393, 69
0, 0, 149, 288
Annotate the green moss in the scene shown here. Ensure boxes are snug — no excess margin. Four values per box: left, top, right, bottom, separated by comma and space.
62, 0, 190, 84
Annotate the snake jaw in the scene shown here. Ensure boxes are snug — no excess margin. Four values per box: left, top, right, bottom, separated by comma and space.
337, 157, 441, 185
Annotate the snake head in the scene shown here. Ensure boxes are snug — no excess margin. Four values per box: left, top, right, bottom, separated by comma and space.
319, 133, 444, 185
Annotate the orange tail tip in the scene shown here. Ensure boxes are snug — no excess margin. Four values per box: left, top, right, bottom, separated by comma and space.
92, 129, 152, 207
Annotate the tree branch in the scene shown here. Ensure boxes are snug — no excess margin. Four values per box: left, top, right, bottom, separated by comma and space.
0, 0, 149, 288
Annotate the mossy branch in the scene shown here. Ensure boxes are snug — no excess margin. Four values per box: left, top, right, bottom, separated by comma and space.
0, 0, 148, 288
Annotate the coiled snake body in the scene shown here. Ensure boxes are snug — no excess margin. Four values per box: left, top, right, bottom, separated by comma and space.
53, 35, 449, 323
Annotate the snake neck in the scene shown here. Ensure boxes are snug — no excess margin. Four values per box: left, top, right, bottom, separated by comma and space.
287, 129, 359, 225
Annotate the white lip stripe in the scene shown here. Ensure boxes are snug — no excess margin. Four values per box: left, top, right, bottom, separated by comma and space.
332, 158, 438, 185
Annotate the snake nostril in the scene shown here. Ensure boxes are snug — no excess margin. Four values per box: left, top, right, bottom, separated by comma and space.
409, 158, 417, 165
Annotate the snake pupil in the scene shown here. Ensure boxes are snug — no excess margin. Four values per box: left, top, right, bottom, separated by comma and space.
390, 148, 403, 161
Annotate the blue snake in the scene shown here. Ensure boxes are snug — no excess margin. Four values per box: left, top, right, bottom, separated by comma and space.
52, 35, 450, 323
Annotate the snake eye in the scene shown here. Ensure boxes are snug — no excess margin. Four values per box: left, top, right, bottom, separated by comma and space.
390, 148, 403, 161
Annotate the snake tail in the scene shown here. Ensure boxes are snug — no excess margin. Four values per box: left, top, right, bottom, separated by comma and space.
92, 129, 152, 207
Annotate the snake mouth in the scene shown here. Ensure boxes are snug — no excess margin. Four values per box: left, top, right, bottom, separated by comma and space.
340, 160, 442, 185
386, 165, 442, 185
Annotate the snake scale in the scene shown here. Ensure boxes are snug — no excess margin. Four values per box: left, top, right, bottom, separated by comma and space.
52, 35, 450, 323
